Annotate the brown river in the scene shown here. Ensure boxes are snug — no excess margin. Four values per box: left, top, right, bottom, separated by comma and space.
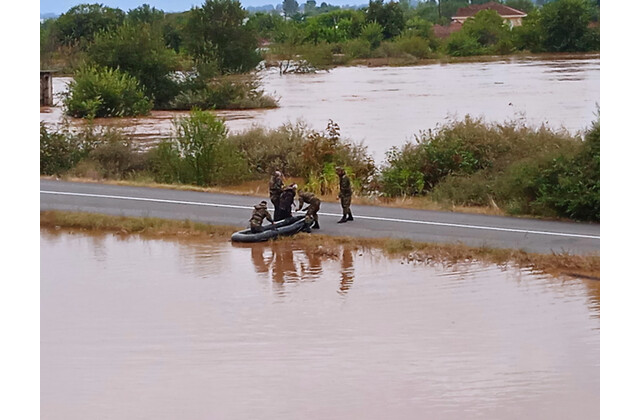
41, 229, 600, 419
40, 53, 600, 162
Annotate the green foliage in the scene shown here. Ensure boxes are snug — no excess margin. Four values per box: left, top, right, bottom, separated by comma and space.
366, 0, 406, 39
126, 4, 165, 24
169, 74, 278, 110
360, 22, 384, 49
283, 0, 300, 18
342, 38, 372, 59
540, 0, 599, 52
228, 120, 374, 194
512, 9, 544, 52
463, 10, 510, 47
40, 123, 86, 175
379, 116, 599, 221
63, 65, 152, 118
53, 3, 125, 47
184, 0, 261, 74
529, 120, 599, 220
393, 35, 434, 59
445, 30, 485, 56
149, 109, 250, 186
88, 22, 179, 106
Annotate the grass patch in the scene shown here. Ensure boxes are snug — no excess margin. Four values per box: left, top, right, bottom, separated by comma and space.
40, 210, 237, 239
41, 210, 598, 280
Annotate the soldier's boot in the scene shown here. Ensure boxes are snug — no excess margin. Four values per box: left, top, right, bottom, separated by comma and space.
312, 221, 320, 229
347, 211, 354, 221
337, 214, 347, 224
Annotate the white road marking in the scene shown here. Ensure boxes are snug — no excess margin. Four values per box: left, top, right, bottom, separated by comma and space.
41, 190, 600, 240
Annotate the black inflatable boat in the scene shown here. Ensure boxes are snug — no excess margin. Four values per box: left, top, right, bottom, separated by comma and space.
231, 215, 309, 243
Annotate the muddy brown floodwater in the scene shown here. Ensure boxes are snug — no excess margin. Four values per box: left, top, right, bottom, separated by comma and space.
40, 54, 599, 162
41, 229, 599, 419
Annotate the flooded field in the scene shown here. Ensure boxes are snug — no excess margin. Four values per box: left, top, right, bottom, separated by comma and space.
40, 54, 600, 161
41, 229, 600, 419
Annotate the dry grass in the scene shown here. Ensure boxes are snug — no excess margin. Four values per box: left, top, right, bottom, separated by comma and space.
41, 210, 599, 280
40, 210, 237, 239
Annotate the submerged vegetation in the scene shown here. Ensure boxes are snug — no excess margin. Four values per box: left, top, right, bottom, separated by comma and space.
40, 210, 600, 279
40, 110, 599, 222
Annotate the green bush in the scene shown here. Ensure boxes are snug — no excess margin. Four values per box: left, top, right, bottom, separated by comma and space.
86, 133, 147, 179
88, 22, 180, 107
228, 120, 375, 194
445, 30, 486, 56
148, 109, 250, 186
393, 35, 434, 59
40, 123, 87, 175
342, 38, 372, 59
63, 65, 152, 118
169, 74, 279, 110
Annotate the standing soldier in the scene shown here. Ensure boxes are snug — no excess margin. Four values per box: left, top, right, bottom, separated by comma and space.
249, 200, 274, 233
336, 167, 353, 223
269, 170, 285, 212
276, 183, 297, 221
296, 190, 322, 229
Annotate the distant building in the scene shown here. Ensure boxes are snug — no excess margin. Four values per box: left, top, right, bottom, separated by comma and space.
452, 2, 527, 28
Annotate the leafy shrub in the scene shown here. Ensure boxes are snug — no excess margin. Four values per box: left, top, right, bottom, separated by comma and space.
445, 30, 486, 56
393, 35, 434, 59
430, 172, 493, 206
86, 133, 147, 179
169, 74, 278, 110
40, 123, 87, 175
342, 38, 371, 59
88, 22, 180, 107
64, 65, 152, 118
228, 120, 375, 194
360, 22, 384, 49
148, 109, 250, 186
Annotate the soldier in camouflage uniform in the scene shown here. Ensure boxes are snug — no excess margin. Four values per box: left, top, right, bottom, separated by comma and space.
269, 170, 285, 211
249, 200, 274, 233
296, 190, 322, 229
336, 167, 353, 223
275, 183, 297, 221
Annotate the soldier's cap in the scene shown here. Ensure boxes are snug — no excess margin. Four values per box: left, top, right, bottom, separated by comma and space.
260, 200, 267, 205
275, 170, 282, 176
290, 183, 298, 189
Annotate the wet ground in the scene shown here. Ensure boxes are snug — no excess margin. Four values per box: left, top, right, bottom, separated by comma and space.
41, 229, 599, 419
40, 54, 600, 162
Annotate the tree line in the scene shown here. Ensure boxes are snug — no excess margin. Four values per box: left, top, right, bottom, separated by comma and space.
40, 0, 599, 117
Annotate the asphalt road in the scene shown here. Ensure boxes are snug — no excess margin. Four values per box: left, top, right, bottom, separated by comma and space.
40, 180, 600, 255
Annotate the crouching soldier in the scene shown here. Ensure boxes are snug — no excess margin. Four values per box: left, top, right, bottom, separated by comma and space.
250, 200, 274, 233
297, 190, 321, 229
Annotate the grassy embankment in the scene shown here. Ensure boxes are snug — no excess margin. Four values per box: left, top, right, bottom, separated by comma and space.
41, 210, 600, 280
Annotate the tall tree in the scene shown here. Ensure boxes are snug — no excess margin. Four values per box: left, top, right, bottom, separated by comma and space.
540, 0, 597, 51
54, 3, 125, 46
366, 0, 406, 39
283, 0, 300, 18
184, 0, 261, 74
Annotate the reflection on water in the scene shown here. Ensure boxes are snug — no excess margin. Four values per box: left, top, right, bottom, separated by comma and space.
40, 54, 599, 161
41, 229, 599, 419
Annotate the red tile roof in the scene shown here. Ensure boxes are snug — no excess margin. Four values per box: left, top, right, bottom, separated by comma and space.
453, 2, 527, 18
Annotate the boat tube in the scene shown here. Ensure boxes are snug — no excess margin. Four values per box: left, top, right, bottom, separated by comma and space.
231, 215, 309, 243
